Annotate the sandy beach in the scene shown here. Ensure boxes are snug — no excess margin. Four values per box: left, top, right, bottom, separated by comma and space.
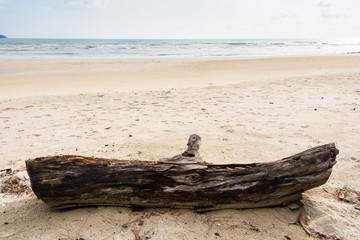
1, 56, 360, 239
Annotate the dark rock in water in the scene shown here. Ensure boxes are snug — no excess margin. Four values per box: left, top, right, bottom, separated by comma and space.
0, 35, 7, 38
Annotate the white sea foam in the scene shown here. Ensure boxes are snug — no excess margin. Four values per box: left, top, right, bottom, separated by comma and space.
0, 38, 359, 58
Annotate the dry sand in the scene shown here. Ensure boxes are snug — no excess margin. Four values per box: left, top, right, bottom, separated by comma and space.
0, 56, 359, 239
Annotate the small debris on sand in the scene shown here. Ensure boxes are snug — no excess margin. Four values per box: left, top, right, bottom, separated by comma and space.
336, 187, 360, 204
132, 229, 141, 240
1, 175, 32, 195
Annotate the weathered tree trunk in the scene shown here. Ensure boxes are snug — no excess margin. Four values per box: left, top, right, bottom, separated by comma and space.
26, 140, 338, 211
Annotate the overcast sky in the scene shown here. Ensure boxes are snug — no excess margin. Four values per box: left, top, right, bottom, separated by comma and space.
0, 0, 359, 39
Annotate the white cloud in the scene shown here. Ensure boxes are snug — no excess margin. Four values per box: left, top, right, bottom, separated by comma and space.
317, 1, 330, 8
64, 0, 109, 10
271, 12, 298, 20
0, 0, 8, 10
321, 9, 340, 19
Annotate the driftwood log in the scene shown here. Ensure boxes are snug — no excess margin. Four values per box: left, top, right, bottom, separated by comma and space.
26, 135, 339, 211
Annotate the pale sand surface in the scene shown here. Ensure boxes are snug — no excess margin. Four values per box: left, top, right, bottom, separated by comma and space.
0, 56, 359, 239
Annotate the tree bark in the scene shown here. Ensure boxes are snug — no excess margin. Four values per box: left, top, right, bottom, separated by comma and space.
26, 143, 338, 211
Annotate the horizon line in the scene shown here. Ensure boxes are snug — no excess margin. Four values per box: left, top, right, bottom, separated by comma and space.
2, 37, 360, 40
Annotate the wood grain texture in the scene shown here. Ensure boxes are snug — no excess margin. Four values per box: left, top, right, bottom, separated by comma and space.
26, 143, 338, 211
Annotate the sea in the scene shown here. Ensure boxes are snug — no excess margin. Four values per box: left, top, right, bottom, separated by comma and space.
0, 38, 360, 58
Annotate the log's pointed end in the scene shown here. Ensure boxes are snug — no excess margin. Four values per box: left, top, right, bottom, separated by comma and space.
325, 143, 339, 160
327, 143, 339, 167
328, 143, 339, 158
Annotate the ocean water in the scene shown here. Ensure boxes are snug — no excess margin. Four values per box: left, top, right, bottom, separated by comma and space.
0, 38, 360, 58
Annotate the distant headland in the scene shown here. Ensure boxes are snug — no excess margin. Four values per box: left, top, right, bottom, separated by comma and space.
0, 35, 7, 38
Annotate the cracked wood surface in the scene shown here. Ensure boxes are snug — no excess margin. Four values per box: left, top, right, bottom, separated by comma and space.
26, 142, 338, 211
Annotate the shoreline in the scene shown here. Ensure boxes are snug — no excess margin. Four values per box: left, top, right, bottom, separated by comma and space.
1, 55, 360, 99
2, 38, 360, 60
0, 52, 358, 60
0, 53, 359, 60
